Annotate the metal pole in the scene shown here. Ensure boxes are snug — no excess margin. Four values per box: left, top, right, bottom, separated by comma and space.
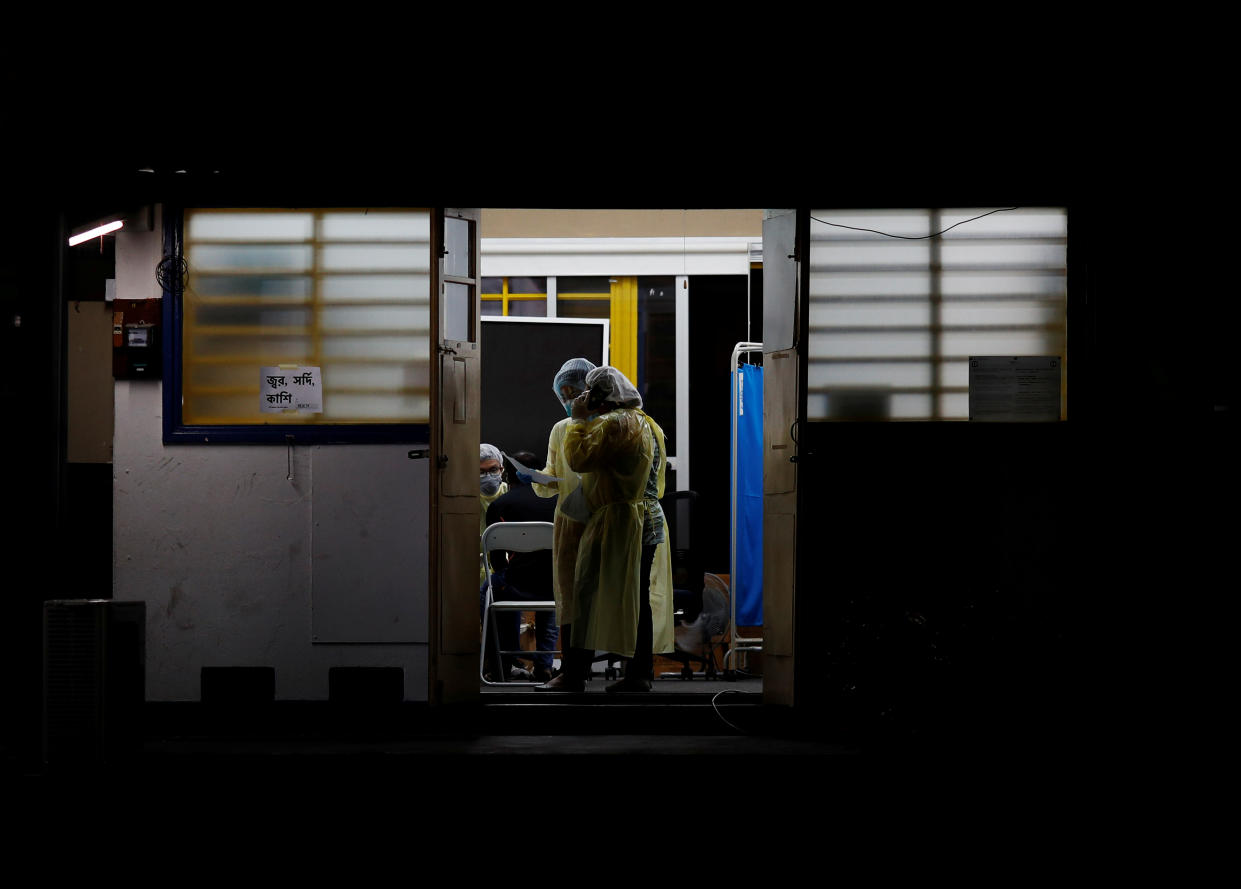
728, 342, 763, 672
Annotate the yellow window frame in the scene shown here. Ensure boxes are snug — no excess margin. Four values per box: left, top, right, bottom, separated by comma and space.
485, 276, 639, 386
481, 276, 548, 316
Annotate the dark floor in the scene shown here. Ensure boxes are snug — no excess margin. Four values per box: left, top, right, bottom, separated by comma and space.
12, 660, 1084, 783
9, 672, 881, 780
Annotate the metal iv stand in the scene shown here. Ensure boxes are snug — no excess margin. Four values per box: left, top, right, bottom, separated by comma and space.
725, 340, 764, 677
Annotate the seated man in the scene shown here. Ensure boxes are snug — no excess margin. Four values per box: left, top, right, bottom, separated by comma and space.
480, 450, 559, 682
479, 443, 508, 588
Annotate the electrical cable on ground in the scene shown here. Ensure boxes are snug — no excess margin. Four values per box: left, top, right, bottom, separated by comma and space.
711, 688, 756, 734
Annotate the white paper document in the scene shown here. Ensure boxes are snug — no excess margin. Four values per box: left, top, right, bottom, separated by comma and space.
502, 451, 560, 484
968, 356, 1061, 422
260, 366, 323, 414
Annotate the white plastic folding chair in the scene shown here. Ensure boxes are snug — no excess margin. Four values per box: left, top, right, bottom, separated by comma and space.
479, 521, 558, 686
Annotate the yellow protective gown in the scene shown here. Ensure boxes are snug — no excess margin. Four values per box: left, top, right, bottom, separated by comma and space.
562, 408, 674, 657
531, 418, 586, 625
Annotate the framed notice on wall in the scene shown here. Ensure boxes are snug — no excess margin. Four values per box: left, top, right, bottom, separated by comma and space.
969, 356, 1062, 422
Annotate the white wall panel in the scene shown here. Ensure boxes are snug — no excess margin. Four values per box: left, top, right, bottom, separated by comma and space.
310, 446, 428, 644
481, 237, 752, 277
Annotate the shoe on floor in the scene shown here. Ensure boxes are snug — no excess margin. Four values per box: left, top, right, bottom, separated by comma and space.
508, 665, 534, 681
605, 678, 652, 694
533, 665, 554, 683
534, 673, 586, 692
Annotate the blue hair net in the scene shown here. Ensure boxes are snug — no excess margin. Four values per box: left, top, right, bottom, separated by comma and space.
552, 357, 597, 405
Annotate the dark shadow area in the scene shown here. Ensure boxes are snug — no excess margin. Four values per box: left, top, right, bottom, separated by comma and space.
797, 422, 1082, 755
689, 274, 760, 574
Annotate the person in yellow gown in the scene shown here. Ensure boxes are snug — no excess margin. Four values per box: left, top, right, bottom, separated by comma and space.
536, 365, 673, 692
527, 358, 593, 687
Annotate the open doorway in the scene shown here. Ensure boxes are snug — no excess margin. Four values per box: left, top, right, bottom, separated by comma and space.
473, 209, 766, 698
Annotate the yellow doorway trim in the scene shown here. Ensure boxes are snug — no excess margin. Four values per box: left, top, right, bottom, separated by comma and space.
609, 276, 638, 385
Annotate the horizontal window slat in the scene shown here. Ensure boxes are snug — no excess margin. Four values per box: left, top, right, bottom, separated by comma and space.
809, 293, 1066, 303
190, 326, 430, 337
809, 264, 1069, 274
808, 323, 1065, 334
185, 385, 431, 397
808, 354, 1065, 364
191, 269, 430, 277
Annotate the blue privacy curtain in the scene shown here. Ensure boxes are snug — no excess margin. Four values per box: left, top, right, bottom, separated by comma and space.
732, 363, 764, 626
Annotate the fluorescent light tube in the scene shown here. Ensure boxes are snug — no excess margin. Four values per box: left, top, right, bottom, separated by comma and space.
68, 219, 124, 246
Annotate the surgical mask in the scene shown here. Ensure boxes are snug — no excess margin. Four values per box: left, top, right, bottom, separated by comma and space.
480, 471, 502, 496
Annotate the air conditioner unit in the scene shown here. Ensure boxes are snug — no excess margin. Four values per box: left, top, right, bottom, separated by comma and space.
43, 599, 145, 765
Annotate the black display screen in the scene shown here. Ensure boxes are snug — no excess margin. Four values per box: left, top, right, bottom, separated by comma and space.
480, 319, 607, 463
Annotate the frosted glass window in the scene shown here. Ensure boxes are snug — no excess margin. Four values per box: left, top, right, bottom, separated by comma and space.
811, 302, 931, 328
191, 304, 312, 328
889, 393, 933, 419
321, 275, 430, 302
940, 273, 1065, 297
321, 335, 428, 360
939, 301, 1063, 327
321, 394, 427, 420
810, 241, 933, 269
939, 392, 970, 418
940, 242, 1066, 267
443, 282, 472, 342
193, 276, 311, 300
187, 213, 314, 241
809, 210, 932, 238
810, 272, 932, 298
326, 364, 424, 389
809, 331, 933, 359
807, 207, 1068, 421
940, 330, 1051, 357
189, 333, 310, 359
809, 362, 932, 390
181, 208, 433, 426
320, 305, 427, 330
321, 212, 429, 240
320, 244, 427, 271
444, 217, 472, 278
192, 244, 313, 272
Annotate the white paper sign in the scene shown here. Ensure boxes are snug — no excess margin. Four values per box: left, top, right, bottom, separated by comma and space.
969, 356, 1061, 422
502, 451, 560, 484
260, 366, 323, 414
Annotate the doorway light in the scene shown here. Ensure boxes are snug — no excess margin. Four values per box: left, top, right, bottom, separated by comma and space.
68, 219, 124, 246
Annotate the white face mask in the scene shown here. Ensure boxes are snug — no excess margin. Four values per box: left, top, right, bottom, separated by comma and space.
480, 470, 502, 496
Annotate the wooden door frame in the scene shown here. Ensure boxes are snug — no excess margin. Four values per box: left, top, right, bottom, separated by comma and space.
428, 207, 483, 705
